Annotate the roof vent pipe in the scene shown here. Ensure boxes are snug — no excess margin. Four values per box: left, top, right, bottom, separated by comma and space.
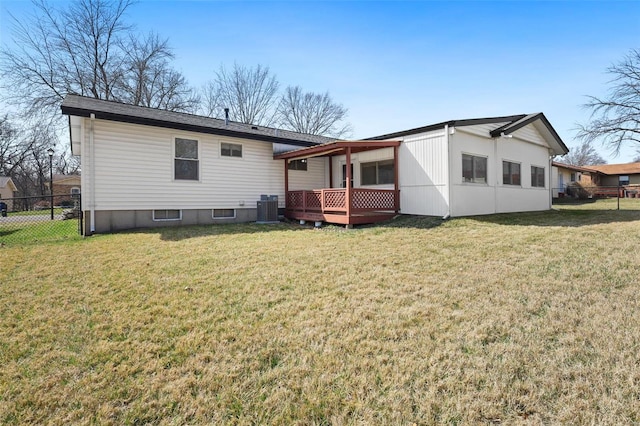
224, 108, 229, 126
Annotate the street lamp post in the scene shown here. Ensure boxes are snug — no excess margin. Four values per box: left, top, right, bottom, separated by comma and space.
47, 148, 54, 220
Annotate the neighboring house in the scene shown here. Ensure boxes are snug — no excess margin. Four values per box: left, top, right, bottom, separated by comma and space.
551, 161, 602, 197
61, 95, 568, 234
45, 174, 82, 205
587, 162, 640, 187
0, 176, 17, 212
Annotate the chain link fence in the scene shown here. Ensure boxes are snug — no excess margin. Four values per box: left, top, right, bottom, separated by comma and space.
552, 184, 640, 210
0, 194, 82, 246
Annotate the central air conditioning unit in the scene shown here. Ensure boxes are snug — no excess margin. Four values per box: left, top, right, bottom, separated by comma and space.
257, 195, 278, 223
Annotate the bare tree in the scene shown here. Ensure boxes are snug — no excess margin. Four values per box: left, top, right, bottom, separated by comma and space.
0, 0, 133, 121
0, 115, 32, 176
276, 86, 352, 138
0, 0, 197, 124
560, 140, 607, 166
116, 33, 199, 112
577, 48, 640, 154
202, 63, 279, 125
199, 80, 223, 119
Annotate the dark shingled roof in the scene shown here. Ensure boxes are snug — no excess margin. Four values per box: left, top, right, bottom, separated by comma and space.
61, 95, 335, 147
368, 112, 568, 156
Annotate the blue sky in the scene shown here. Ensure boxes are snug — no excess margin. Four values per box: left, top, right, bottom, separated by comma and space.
1, 0, 639, 162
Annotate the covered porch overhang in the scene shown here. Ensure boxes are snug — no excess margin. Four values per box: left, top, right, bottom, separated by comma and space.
274, 140, 401, 226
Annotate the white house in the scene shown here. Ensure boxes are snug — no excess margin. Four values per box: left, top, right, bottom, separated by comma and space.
277, 113, 568, 222
61, 95, 568, 234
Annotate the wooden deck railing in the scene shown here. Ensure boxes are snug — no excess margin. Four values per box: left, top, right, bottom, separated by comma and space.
286, 188, 399, 214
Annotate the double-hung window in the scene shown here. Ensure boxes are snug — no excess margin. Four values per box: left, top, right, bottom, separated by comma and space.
531, 166, 545, 188
462, 154, 487, 184
361, 160, 395, 185
502, 161, 521, 185
174, 138, 199, 180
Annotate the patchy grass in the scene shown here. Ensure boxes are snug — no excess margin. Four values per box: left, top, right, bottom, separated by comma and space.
1, 203, 640, 424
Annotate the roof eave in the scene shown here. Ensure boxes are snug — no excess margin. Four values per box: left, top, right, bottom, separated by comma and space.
274, 140, 401, 160
61, 104, 321, 148
490, 113, 569, 156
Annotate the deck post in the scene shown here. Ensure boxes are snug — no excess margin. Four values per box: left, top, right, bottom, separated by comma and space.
345, 147, 352, 222
328, 156, 333, 188
393, 145, 400, 213
284, 159, 289, 208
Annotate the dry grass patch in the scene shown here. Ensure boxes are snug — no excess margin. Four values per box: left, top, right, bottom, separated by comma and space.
2, 204, 640, 424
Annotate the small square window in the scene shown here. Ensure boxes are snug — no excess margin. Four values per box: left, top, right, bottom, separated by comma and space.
463, 154, 487, 184
502, 161, 521, 185
288, 159, 308, 171
221, 142, 242, 158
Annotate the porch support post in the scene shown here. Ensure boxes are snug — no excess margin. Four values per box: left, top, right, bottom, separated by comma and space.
393, 145, 400, 213
328, 156, 333, 188
346, 147, 352, 222
284, 159, 289, 210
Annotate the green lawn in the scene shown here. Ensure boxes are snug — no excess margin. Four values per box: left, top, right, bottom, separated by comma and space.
1, 201, 640, 424
7, 207, 66, 216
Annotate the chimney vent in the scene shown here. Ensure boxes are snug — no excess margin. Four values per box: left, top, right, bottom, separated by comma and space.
224, 108, 229, 125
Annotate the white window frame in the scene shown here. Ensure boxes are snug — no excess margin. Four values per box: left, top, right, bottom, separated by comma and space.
360, 159, 395, 186
153, 209, 182, 221
502, 160, 521, 186
462, 153, 488, 184
212, 209, 236, 219
531, 165, 546, 188
221, 142, 243, 158
173, 136, 200, 181
70, 187, 81, 195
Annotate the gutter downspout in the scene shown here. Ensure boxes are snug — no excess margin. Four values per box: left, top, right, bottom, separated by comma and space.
443, 124, 452, 219
89, 113, 96, 234
494, 135, 499, 214
549, 152, 553, 210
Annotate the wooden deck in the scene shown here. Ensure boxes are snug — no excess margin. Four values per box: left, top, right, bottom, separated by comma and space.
285, 188, 399, 225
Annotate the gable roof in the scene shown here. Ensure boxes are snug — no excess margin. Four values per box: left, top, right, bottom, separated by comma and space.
587, 162, 640, 175
53, 174, 81, 184
369, 112, 569, 155
61, 95, 335, 147
551, 161, 603, 174
0, 176, 17, 191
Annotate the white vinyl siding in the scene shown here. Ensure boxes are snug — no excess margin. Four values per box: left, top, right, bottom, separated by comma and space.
86, 119, 289, 210
286, 157, 327, 191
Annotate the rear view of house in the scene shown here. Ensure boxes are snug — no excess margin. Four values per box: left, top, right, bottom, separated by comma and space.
277, 113, 568, 222
62, 95, 568, 234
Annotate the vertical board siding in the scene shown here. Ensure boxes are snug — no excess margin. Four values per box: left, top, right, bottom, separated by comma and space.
398, 130, 449, 216
89, 119, 288, 209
